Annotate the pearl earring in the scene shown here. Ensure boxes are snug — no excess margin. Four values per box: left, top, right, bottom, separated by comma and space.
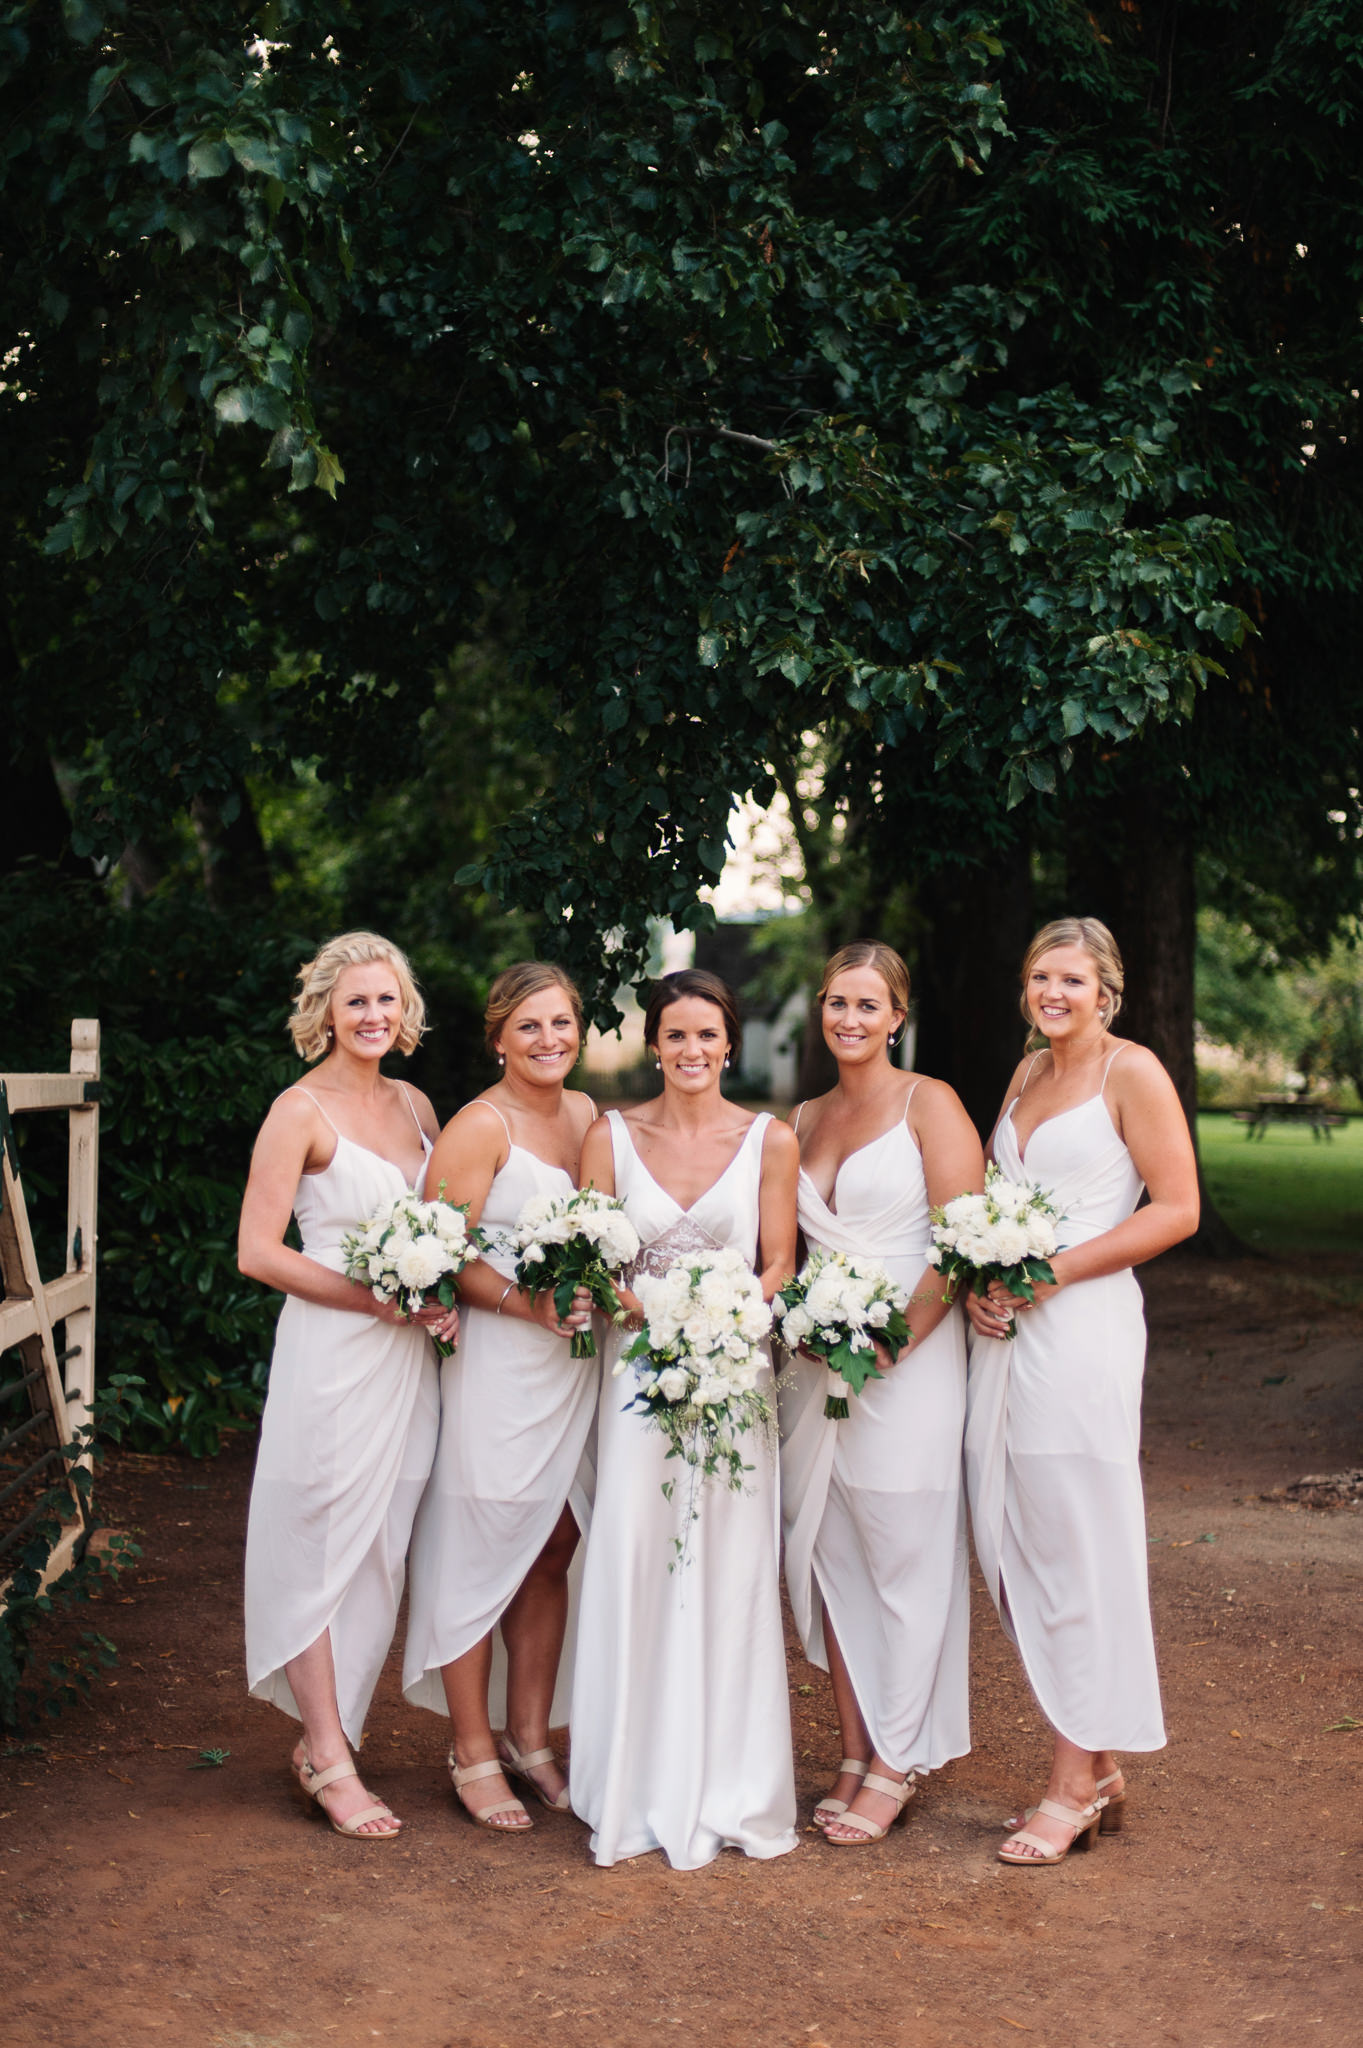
497, 1054, 505, 1066
655, 1059, 662, 1071
723, 1055, 731, 1069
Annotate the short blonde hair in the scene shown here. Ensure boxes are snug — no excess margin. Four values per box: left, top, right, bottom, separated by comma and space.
289, 932, 426, 1061
817, 941, 911, 1017
1019, 918, 1125, 1034
484, 961, 586, 1058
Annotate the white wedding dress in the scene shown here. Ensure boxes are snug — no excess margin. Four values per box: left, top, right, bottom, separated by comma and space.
403, 1103, 598, 1725
964, 1049, 1166, 1752
569, 1111, 799, 1870
780, 1095, 971, 1777
245, 1088, 440, 1748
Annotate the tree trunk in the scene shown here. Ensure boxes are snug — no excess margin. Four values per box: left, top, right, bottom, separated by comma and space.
190, 782, 273, 911
914, 848, 1035, 1139
1068, 793, 1246, 1257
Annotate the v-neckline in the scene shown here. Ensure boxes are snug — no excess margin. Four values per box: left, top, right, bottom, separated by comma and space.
622, 1113, 761, 1216
309, 1128, 431, 1185
797, 1117, 910, 1216
1007, 1093, 1115, 1169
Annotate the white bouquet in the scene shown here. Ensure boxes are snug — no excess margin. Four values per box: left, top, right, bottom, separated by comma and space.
506, 1185, 640, 1358
340, 1187, 484, 1358
929, 1164, 1063, 1339
777, 1248, 915, 1419
615, 1247, 774, 1549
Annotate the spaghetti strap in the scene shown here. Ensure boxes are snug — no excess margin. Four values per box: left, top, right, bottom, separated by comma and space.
1017, 1051, 1048, 1095
1099, 1042, 1129, 1091
902, 1081, 920, 1119
792, 1101, 806, 1134
292, 1085, 340, 1137
397, 1082, 427, 1142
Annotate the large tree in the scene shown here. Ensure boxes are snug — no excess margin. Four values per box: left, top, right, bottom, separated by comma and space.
4, 4, 1242, 955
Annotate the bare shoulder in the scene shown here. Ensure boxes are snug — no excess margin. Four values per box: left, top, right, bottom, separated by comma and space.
906, 1072, 964, 1115
263, 1084, 321, 1137
761, 1114, 801, 1165
440, 1094, 510, 1156
1109, 1041, 1179, 1105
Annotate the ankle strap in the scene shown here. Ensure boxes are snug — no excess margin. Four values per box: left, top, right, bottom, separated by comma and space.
839, 1758, 869, 1777
449, 1755, 505, 1789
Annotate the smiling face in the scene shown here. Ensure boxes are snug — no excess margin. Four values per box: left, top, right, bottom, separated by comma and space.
496, 983, 581, 1088
821, 966, 905, 1068
652, 996, 730, 1096
329, 960, 404, 1062
1025, 943, 1108, 1044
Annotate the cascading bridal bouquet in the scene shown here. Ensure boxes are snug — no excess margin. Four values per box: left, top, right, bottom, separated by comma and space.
507, 1186, 641, 1358
928, 1164, 1063, 1338
776, 1249, 914, 1419
615, 1247, 774, 1553
341, 1187, 484, 1358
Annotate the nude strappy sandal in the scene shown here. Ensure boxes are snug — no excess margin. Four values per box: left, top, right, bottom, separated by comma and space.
299, 1754, 401, 1840
498, 1736, 571, 1812
1095, 1770, 1126, 1833
813, 1757, 869, 1830
1006, 1771, 1128, 1834
824, 1770, 918, 1845
449, 1752, 533, 1831
997, 1794, 1105, 1866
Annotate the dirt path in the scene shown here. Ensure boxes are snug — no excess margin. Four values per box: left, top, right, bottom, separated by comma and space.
2, 1254, 1360, 2048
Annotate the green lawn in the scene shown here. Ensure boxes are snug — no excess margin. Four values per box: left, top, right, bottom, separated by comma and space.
1198, 1113, 1363, 1255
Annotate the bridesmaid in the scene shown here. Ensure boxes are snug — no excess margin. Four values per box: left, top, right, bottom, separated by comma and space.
964, 917, 1198, 1865
402, 963, 596, 1831
781, 942, 984, 1844
569, 969, 801, 1869
239, 932, 454, 1839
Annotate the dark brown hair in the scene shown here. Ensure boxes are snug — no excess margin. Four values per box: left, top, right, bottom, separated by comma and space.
642, 969, 743, 1063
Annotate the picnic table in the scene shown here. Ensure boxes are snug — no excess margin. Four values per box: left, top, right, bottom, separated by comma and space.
1231, 1097, 1348, 1141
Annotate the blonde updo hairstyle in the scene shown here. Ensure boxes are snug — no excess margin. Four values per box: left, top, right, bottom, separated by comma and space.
818, 941, 911, 1040
484, 961, 586, 1060
1019, 917, 1125, 1040
289, 931, 426, 1062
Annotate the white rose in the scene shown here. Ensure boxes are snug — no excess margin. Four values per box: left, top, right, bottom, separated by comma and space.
693, 1374, 729, 1407
782, 1304, 813, 1342
522, 1241, 546, 1265
866, 1299, 891, 1328
656, 1366, 690, 1403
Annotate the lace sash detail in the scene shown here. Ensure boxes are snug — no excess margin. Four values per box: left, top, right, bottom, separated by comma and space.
628, 1216, 724, 1285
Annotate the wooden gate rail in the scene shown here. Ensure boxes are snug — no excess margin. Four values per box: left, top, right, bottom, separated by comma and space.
0, 1021, 100, 1584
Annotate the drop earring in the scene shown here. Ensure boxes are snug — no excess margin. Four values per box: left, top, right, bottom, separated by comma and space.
723, 1055, 731, 1070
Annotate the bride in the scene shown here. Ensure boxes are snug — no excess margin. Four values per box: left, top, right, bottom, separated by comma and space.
568, 969, 801, 1869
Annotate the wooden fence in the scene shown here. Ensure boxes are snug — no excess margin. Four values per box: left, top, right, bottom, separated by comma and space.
0, 1021, 101, 1586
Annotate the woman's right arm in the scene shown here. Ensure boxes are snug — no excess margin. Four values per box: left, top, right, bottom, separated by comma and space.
237, 1093, 440, 1323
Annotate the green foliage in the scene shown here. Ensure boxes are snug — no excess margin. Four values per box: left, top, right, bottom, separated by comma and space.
1195, 910, 1314, 1063
0, 1378, 142, 1734
2, 2, 1250, 1030
2, 870, 308, 1451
